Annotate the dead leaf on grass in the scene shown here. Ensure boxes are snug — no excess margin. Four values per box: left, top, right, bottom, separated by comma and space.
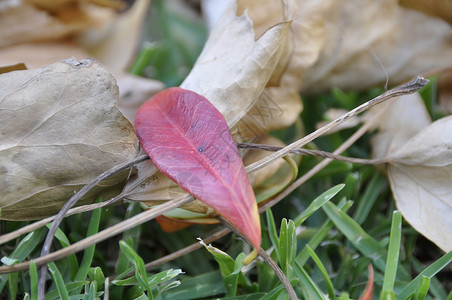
0, 58, 136, 220
388, 116, 452, 252
370, 93, 432, 160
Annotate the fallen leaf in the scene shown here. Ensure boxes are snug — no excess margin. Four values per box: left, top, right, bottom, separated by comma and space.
116, 74, 166, 122
78, 0, 150, 73
300, 0, 452, 93
370, 93, 432, 160
388, 116, 452, 252
134, 87, 261, 248
0, 58, 136, 220
181, 1, 295, 129
0, 2, 90, 48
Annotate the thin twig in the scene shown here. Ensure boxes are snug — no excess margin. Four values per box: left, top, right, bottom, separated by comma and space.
37, 154, 148, 299
237, 142, 388, 165
0, 193, 126, 245
245, 76, 428, 174
0, 195, 193, 274
258, 248, 298, 299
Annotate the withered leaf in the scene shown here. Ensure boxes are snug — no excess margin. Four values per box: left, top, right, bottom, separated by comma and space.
388, 116, 452, 252
0, 58, 136, 220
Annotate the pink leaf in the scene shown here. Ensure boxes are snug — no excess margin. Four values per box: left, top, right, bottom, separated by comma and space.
134, 87, 261, 248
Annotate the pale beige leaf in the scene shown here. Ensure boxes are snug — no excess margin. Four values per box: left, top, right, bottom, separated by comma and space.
0, 2, 94, 48
0, 42, 91, 69
116, 74, 165, 122
0, 58, 136, 220
388, 116, 452, 252
78, 0, 150, 73
122, 161, 214, 215
181, 1, 295, 128
370, 93, 431, 160
299, 0, 452, 93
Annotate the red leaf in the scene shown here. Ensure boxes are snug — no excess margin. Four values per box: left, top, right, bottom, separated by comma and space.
359, 264, 374, 300
134, 87, 261, 248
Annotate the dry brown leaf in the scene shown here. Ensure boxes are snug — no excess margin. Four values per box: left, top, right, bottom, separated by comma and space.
181, 0, 295, 128
0, 58, 136, 220
0, 2, 93, 48
388, 116, 452, 252
438, 69, 452, 114
400, 0, 452, 25
300, 0, 452, 93
370, 93, 432, 160
78, 0, 150, 73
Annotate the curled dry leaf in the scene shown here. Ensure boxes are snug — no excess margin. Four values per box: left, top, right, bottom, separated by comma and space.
0, 58, 136, 220
181, 0, 295, 128
388, 116, 452, 252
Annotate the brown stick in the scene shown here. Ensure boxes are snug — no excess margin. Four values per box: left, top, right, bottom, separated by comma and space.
0, 195, 193, 274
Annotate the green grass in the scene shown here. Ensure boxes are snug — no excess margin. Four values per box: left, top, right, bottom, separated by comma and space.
1, 2, 451, 299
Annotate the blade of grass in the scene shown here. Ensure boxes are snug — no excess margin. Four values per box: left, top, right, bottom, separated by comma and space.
47, 225, 78, 280
296, 199, 353, 267
306, 246, 335, 300
294, 262, 328, 300
322, 201, 387, 272
353, 173, 386, 225
119, 240, 153, 299
74, 202, 102, 283
266, 209, 280, 260
29, 262, 38, 300
45, 281, 89, 300
259, 279, 298, 300
48, 262, 69, 300
381, 211, 402, 299
398, 250, 452, 300
413, 276, 430, 300
412, 258, 447, 299
294, 184, 345, 227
